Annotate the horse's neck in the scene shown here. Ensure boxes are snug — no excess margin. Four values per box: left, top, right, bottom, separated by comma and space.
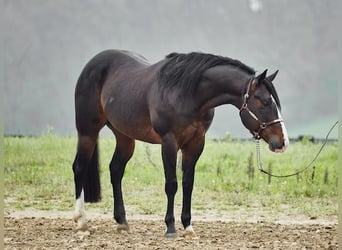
197, 66, 251, 113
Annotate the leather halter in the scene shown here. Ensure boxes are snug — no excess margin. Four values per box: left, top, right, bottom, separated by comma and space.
239, 78, 283, 140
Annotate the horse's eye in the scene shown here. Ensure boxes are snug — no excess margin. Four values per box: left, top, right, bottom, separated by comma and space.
263, 98, 272, 106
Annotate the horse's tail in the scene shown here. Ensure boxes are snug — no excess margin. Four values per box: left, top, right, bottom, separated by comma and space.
74, 52, 112, 203
83, 142, 101, 203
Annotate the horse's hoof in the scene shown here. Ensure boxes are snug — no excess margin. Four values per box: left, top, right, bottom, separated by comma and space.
165, 232, 177, 238
183, 230, 197, 239
72, 213, 82, 223
73, 212, 88, 232
74, 223, 89, 233
182, 225, 197, 239
117, 223, 130, 233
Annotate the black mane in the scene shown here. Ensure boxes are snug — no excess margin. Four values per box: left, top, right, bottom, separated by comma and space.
158, 52, 256, 96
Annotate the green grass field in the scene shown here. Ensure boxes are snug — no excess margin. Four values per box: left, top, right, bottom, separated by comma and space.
4, 133, 338, 218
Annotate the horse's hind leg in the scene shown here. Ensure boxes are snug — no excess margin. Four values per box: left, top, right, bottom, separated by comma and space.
73, 62, 108, 231
109, 129, 135, 232
72, 134, 99, 231
72, 106, 105, 231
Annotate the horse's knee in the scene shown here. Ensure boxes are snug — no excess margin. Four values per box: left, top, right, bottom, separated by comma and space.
109, 163, 125, 185
165, 179, 178, 196
109, 150, 131, 182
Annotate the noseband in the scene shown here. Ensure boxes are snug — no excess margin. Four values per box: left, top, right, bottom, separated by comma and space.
239, 78, 283, 140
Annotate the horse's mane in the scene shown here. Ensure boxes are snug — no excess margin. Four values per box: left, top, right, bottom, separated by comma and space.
158, 52, 281, 109
158, 52, 256, 96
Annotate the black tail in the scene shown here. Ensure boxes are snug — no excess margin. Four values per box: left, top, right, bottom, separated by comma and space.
84, 142, 101, 203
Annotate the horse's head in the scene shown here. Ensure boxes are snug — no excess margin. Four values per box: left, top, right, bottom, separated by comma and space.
239, 70, 289, 152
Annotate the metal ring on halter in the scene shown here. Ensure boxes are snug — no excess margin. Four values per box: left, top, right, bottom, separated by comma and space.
260, 123, 267, 129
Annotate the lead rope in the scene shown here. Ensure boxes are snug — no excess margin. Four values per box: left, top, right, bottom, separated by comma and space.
256, 121, 338, 178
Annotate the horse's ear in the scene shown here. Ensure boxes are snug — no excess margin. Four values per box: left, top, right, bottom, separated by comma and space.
266, 70, 279, 82
254, 69, 268, 85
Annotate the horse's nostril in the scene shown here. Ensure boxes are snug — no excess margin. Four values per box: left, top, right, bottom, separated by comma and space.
270, 141, 283, 151
270, 140, 288, 153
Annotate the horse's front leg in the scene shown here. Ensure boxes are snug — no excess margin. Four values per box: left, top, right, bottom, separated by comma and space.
181, 137, 205, 238
161, 133, 179, 238
110, 133, 135, 233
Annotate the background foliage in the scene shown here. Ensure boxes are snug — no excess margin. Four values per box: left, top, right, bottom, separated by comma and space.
4, 134, 337, 217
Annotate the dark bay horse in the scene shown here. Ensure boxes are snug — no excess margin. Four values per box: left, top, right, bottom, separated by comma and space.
72, 50, 289, 237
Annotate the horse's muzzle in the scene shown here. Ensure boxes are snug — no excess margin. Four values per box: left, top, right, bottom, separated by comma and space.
269, 137, 288, 153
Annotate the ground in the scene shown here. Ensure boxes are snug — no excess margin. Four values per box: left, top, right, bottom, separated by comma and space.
4, 208, 338, 249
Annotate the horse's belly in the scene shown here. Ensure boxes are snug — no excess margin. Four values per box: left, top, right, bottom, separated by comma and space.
101, 88, 161, 143
117, 124, 161, 144
137, 128, 162, 144
107, 113, 161, 144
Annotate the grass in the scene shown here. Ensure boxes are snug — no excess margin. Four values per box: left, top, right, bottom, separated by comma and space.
3, 133, 338, 218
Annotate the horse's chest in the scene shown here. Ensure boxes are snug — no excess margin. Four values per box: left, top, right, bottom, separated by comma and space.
174, 121, 208, 147
175, 110, 214, 144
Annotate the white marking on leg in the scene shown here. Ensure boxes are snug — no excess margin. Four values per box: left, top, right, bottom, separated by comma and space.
185, 225, 194, 233
183, 224, 197, 239
73, 189, 87, 231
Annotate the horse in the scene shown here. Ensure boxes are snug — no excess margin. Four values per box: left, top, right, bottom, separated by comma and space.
72, 49, 289, 237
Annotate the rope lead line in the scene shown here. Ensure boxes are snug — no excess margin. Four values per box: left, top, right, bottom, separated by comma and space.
256, 121, 338, 178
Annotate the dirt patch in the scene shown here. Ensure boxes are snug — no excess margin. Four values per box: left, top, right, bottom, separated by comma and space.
4, 211, 338, 249
5, 206, 338, 225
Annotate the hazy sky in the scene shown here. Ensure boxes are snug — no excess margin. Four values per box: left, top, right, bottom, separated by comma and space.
3, 0, 339, 138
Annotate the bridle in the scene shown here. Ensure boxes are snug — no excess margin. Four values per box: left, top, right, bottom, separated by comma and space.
239, 78, 283, 140
239, 78, 338, 179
